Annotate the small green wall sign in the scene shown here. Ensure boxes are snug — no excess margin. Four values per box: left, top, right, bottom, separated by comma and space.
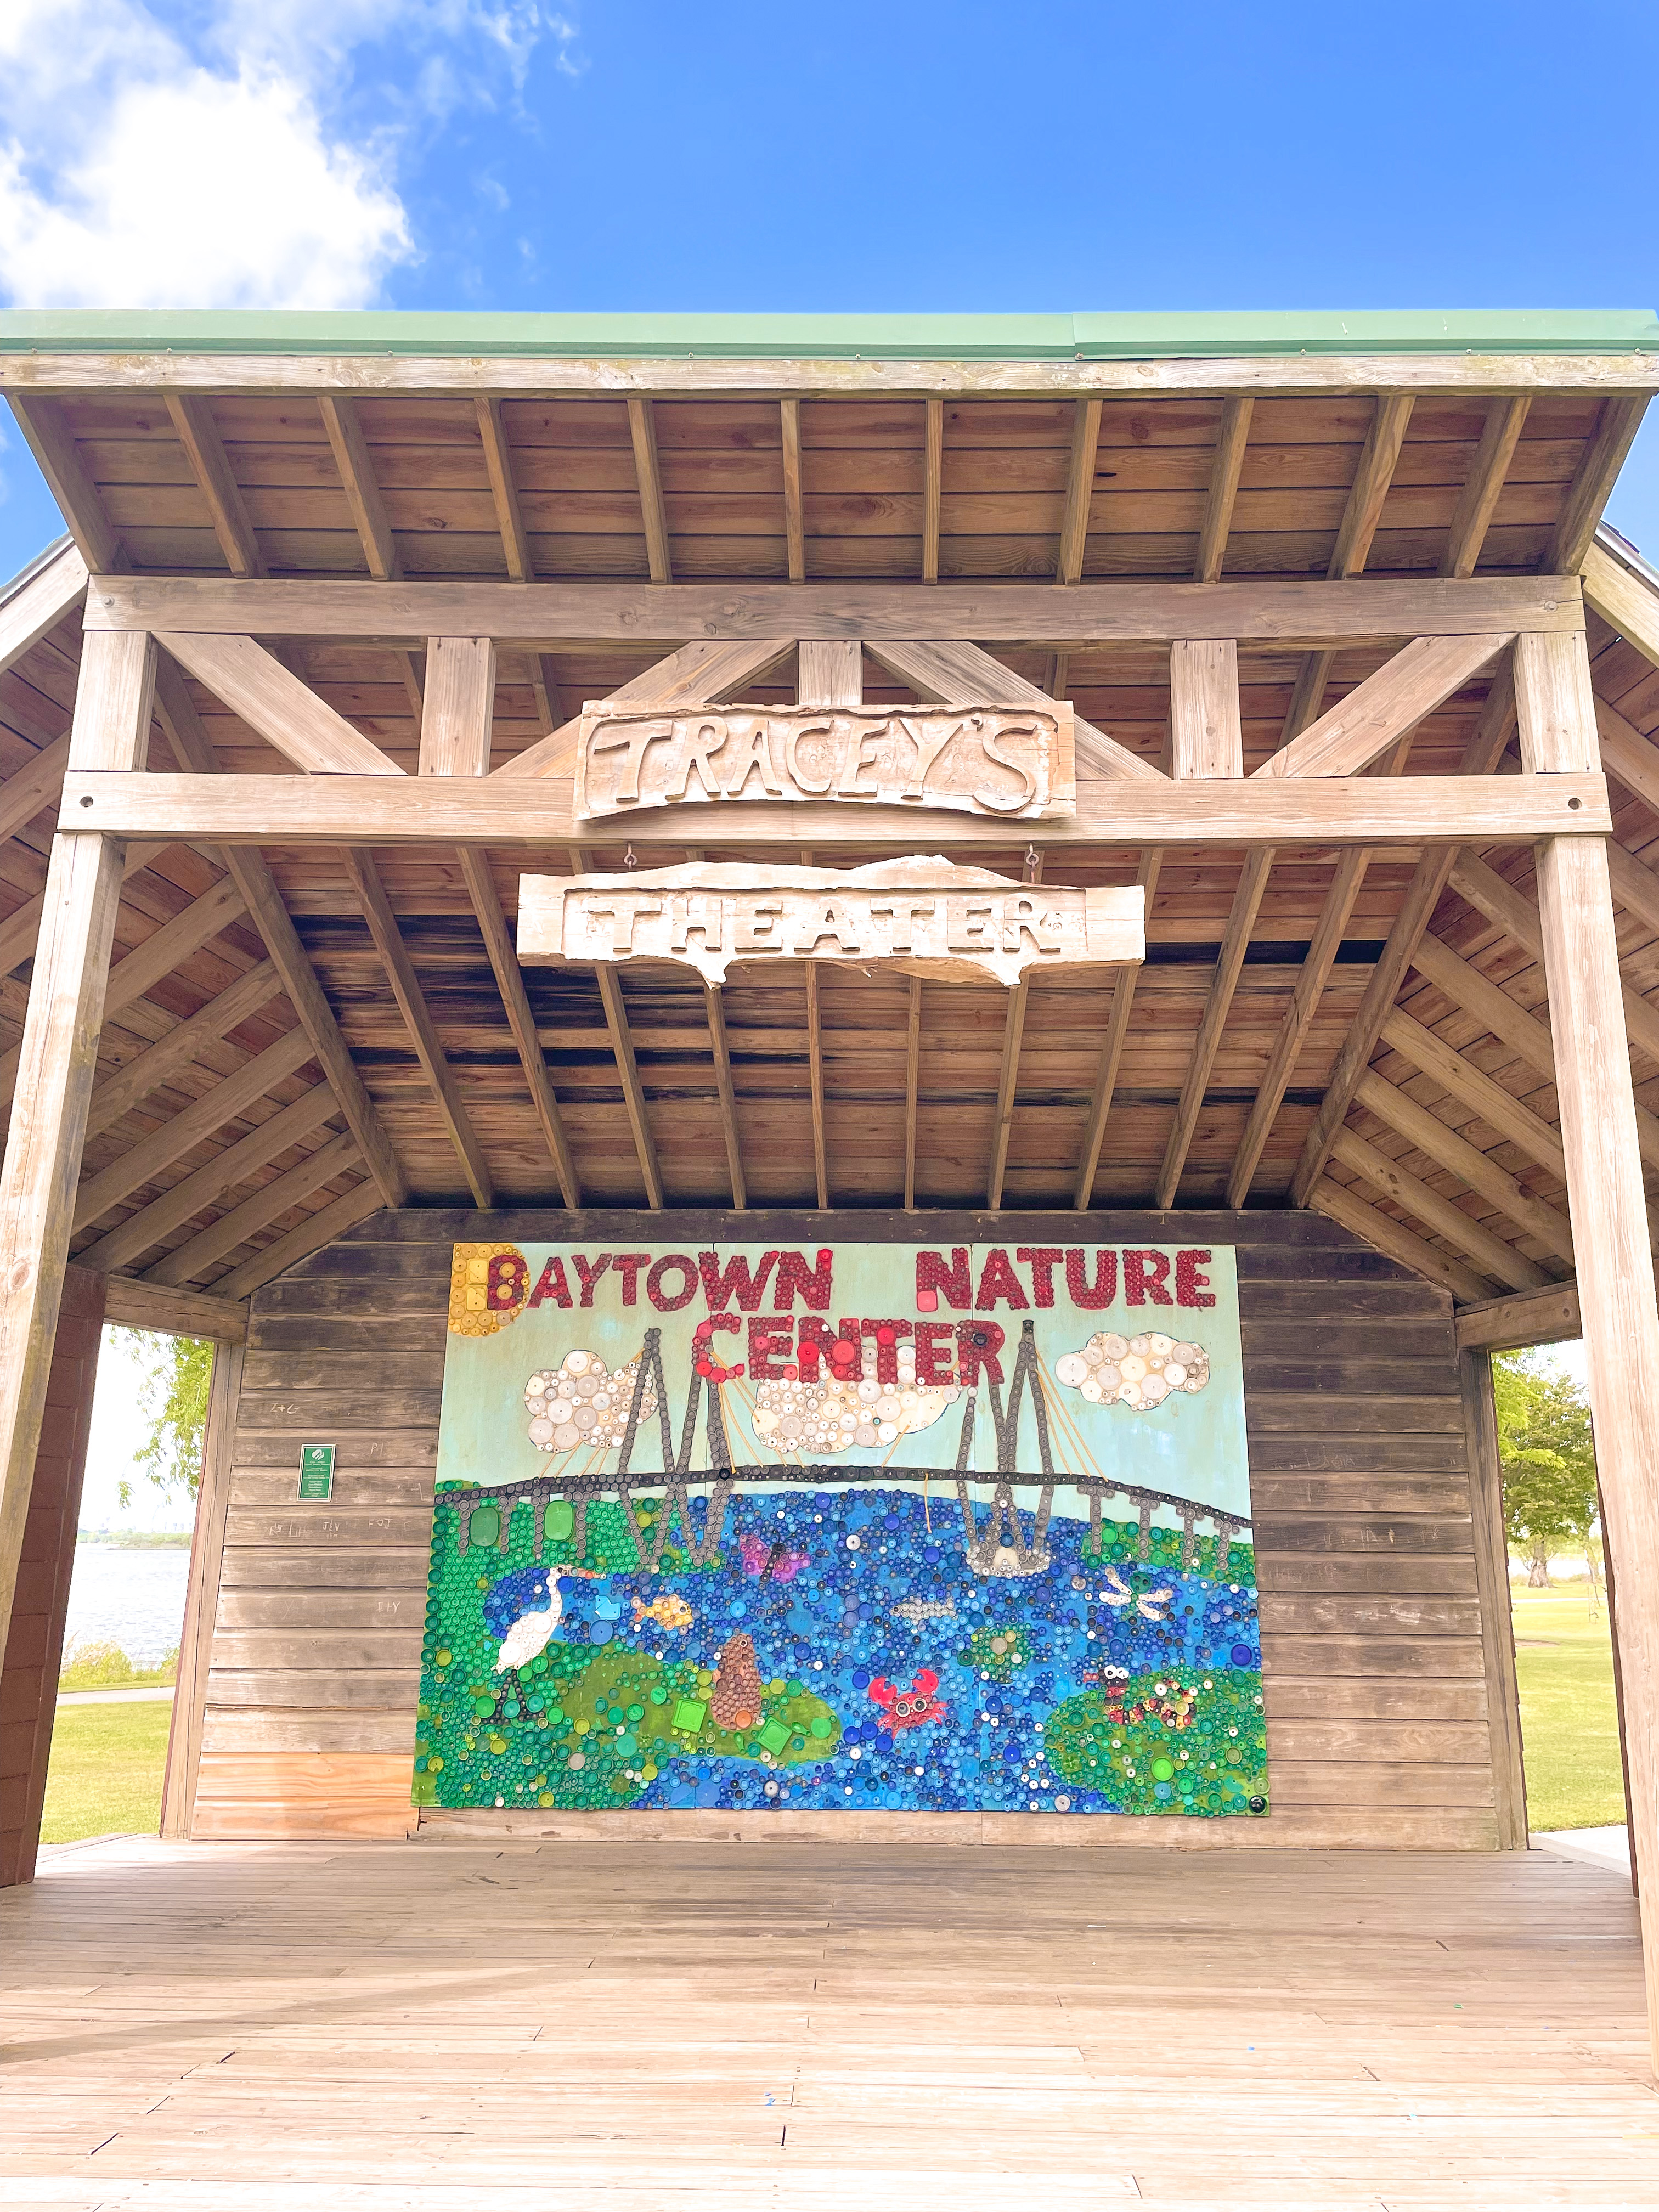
298, 1443, 336, 1500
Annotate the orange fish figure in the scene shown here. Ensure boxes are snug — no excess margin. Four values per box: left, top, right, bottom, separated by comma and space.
633, 1593, 694, 1633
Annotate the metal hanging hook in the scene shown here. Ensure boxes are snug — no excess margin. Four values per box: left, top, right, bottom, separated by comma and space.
623, 843, 638, 870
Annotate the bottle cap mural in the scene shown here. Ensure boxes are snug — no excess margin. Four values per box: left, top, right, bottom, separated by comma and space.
416, 1240, 1267, 1819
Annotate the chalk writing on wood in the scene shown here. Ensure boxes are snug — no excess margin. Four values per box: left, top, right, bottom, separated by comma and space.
574, 703, 1076, 820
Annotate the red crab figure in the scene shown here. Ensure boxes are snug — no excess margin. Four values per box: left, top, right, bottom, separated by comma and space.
868, 1668, 946, 1736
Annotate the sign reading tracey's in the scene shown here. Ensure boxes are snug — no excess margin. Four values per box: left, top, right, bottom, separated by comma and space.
517, 857, 1145, 988
574, 703, 1074, 821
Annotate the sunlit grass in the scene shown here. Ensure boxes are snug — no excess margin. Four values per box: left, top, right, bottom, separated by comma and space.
1510, 1582, 1627, 1834
41, 1699, 172, 1844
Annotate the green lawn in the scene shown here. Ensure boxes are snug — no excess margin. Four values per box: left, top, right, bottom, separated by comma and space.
1510, 1582, 1628, 1833
40, 1699, 173, 1844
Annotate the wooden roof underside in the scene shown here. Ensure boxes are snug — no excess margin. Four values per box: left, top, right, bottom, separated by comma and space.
2, 378, 1656, 1329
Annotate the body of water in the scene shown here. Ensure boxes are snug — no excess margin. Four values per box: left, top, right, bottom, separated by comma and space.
64, 1545, 192, 1667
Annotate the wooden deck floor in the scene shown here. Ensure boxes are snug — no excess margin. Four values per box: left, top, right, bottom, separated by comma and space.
0, 1836, 1655, 2209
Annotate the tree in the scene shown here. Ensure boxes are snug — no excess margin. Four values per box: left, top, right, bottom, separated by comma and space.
113, 1329, 215, 1509
1493, 1351, 1599, 1587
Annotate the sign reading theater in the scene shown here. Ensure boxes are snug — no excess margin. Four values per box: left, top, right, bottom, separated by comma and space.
518, 857, 1145, 988
574, 702, 1075, 820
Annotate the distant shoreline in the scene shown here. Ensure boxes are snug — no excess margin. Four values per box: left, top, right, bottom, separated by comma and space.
76, 1530, 191, 1549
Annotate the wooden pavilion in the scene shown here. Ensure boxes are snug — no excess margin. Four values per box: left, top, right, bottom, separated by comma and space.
1, 310, 1658, 2105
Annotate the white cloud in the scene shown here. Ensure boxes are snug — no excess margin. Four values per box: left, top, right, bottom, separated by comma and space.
0, 0, 577, 310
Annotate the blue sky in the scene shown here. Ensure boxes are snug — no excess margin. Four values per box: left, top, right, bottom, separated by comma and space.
0, 0, 1656, 575
0, 0, 1625, 1525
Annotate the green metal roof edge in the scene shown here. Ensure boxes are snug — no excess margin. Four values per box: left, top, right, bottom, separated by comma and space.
0, 308, 1654, 360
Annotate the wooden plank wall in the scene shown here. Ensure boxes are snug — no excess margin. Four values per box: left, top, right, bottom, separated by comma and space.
191, 1207, 1519, 1849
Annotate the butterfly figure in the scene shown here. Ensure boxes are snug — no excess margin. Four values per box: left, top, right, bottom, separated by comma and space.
738, 1532, 809, 1584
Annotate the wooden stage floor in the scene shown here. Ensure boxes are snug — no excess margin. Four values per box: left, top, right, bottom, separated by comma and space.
1, 1836, 1656, 2210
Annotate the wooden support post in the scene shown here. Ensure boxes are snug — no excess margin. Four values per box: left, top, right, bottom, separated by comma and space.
1074, 848, 1161, 1207
627, 397, 672, 584
781, 399, 806, 585
160, 1340, 241, 1840
922, 399, 943, 584
1195, 398, 1252, 584
1517, 625, 1659, 2063
475, 399, 531, 583
1058, 398, 1102, 585
1169, 640, 1243, 778
0, 631, 153, 1664
986, 976, 1030, 1209
1459, 1346, 1530, 1850
904, 974, 922, 1212
0, 1266, 105, 1886
418, 640, 495, 776
703, 981, 746, 1210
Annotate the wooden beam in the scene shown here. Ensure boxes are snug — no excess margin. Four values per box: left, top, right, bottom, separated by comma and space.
864, 636, 1165, 785
1449, 850, 1659, 1070
459, 849, 580, 1207
8, 397, 122, 572
904, 973, 922, 1212
0, 732, 72, 848
1409, 933, 1559, 1081
1256, 633, 1511, 781
212, 1178, 383, 1303
986, 976, 1030, 1209
157, 634, 403, 778
142, 1130, 359, 1290
1457, 1280, 1583, 1352
1518, 622, 1659, 2064
15, 347, 1659, 401
86, 572, 1586, 645
798, 639, 862, 709
922, 398, 943, 584
627, 397, 671, 584
0, 842, 161, 988
498, 635, 795, 782
75, 1080, 342, 1276
165, 396, 262, 579
1331, 1125, 1547, 1291
0, 628, 153, 1659
703, 981, 746, 1210
1331, 396, 1413, 578
150, 657, 410, 1211
1594, 691, 1659, 816
342, 847, 493, 1209
1156, 846, 1274, 1207
1195, 397, 1252, 584
1169, 640, 1243, 778
1227, 846, 1371, 1207
1609, 838, 1659, 936
84, 957, 284, 1142
1548, 397, 1650, 574
805, 962, 829, 1209
318, 396, 398, 580
595, 963, 663, 1209
1380, 1007, 1568, 1181
1279, 651, 1334, 747
1057, 398, 1103, 585
1440, 398, 1531, 578
99, 1274, 248, 1342
417, 639, 495, 777
1306, 1175, 1492, 1302
1289, 659, 1521, 1205
73, 1024, 316, 1233
475, 399, 531, 583
781, 399, 806, 585
0, 542, 88, 679
1584, 539, 1659, 669
1354, 1066, 1575, 1262
71, 766, 1611, 856
1074, 848, 1161, 1207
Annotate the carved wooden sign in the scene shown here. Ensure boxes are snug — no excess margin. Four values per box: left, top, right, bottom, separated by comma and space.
574, 703, 1075, 821
518, 856, 1143, 989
